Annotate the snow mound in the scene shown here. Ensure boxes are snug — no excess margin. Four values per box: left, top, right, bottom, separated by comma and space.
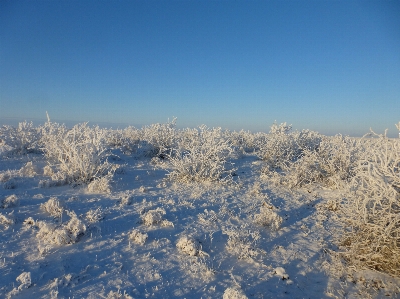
274, 266, 289, 280
253, 204, 283, 230
223, 287, 248, 299
129, 229, 148, 245
176, 235, 206, 256
141, 208, 173, 227
1, 194, 19, 209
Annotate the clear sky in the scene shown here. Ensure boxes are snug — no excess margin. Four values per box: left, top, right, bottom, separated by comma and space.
1, 0, 399, 136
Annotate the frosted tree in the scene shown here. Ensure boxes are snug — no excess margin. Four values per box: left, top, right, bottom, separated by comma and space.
396, 121, 400, 138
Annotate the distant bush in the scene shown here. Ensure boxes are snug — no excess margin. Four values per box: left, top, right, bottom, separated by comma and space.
259, 122, 323, 173
263, 132, 360, 190
167, 125, 236, 184
40, 121, 117, 186
140, 117, 178, 158
0, 121, 41, 154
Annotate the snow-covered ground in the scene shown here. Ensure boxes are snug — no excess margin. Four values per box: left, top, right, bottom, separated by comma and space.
0, 123, 399, 299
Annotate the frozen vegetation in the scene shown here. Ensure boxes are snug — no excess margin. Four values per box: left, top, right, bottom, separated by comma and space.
0, 119, 399, 298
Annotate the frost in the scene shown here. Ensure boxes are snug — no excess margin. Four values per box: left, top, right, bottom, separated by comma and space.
87, 175, 112, 194
141, 208, 173, 227
85, 208, 104, 223
106, 289, 134, 299
253, 204, 283, 230
1, 194, 19, 209
37, 211, 86, 245
0, 211, 15, 227
176, 235, 204, 256
129, 229, 148, 245
19, 161, 38, 177
223, 287, 248, 299
41, 197, 64, 218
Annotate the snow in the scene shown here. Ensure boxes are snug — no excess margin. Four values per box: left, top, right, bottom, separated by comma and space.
0, 141, 399, 298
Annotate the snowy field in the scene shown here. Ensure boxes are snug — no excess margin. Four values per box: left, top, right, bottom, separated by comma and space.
0, 120, 399, 299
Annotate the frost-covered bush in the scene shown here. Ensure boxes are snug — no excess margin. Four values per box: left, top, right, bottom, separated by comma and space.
253, 204, 282, 230
266, 134, 360, 189
40, 121, 117, 185
227, 130, 261, 155
87, 175, 112, 193
37, 211, 86, 245
278, 149, 328, 188
258, 123, 297, 171
141, 208, 173, 227
167, 125, 235, 184
106, 290, 134, 299
224, 227, 261, 259
259, 123, 323, 173
19, 161, 38, 177
41, 197, 64, 218
223, 287, 248, 299
337, 130, 400, 276
1, 194, 19, 209
129, 229, 148, 245
0, 170, 13, 183
16, 272, 32, 289
0, 121, 41, 154
106, 126, 142, 156
140, 118, 178, 158
176, 235, 204, 256
7, 272, 32, 298
85, 208, 104, 223
269, 121, 292, 135
65, 211, 87, 241
120, 194, 134, 205
37, 221, 71, 245
0, 211, 15, 228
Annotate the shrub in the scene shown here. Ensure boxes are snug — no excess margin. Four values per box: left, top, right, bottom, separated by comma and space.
37, 221, 71, 245
167, 125, 236, 184
0, 211, 15, 228
1, 194, 19, 209
141, 208, 173, 227
176, 235, 204, 256
140, 118, 178, 158
336, 130, 400, 276
85, 208, 104, 223
224, 226, 261, 259
0, 121, 41, 154
258, 123, 297, 171
37, 211, 86, 245
87, 175, 112, 194
259, 123, 323, 173
223, 287, 248, 299
265, 134, 360, 190
19, 161, 38, 177
227, 129, 261, 154
40, 121, 117, 186
129, 229, 148, 245
253, 204, 283, 230
41, 197, 64, 218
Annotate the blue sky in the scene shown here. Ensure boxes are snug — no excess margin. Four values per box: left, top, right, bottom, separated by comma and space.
1, 0, 399, 136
